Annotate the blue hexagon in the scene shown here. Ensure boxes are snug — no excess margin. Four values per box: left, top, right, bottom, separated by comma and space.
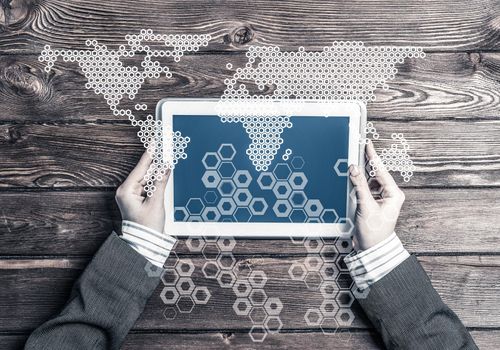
217, 198, 237, 215
202, 207, 221, 222
273, 163, 292, 180
272, 199, 292, 217
321, 209, 339, 223
204, 191, 218, 204
249, 198, 268, 215
186, 198, 205, 215
290, 209, 307, 223
273, 181, 292, 199
234, 207, 252, 222
257, 172, 276, 190
233, 170, 252, 188
202, 152, 221, 169
233, 188, 252, 206
218, 162, 237, 178
289, 191, 307, 208
174, 207, 189, 221
291, 156, 305, 170
217, 144, 236, 161
217, 179, 237, 197
289, 172, 308, 190
202, 170, 221, 188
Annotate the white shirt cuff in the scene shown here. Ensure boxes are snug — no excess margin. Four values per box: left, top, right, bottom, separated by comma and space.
344, 232, 410, 291
120, 220, 176, 268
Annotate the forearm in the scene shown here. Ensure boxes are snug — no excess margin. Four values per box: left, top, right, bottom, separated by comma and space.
25, 232, 168, 350
346, 235, 478, 350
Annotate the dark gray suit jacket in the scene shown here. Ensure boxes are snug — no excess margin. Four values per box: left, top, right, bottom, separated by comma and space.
25, 233, 478, 349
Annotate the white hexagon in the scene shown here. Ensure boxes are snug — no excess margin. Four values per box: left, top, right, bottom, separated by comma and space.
186, 198, 205, 215
304, 238, 324, 253
192, 286, 211, 305
289, 191, 307, 208
320, 281, 339, 299
202, 206, 221, 222
161, 268, 179, 285
257, 172, 276, 190
335, 237, 353, 254
249, 325, 267, 343
337, 290, 355, 308
176, 259, 195, 277
321, 209, 339, 223
289, 172, 308, 190
290, 209, 307, 223
233, 188, 252, 206
217, 252, 236, 270
273, 163, 292, 180
304, 199, 324, 217
335, 308, 355, 327
272, 199, 292, 217
249, 197, 268, 215
264, 297, 283, 316
217, 237, 236, 252
334, 158, 349, 176
202, 170, 221, 188
176, 277, 195, 295
338, 217, 355, 236
272, 181, 292, 199
304, 308, 323, 326
320, 299, 339, 317
288, 262, 307, 281
233, 207, 252, 222
291, 156, 305, 169
217, 143, 236, 160
217, 270, 236, 288
203, 190, 218, 204
233, 169, 252, 187
265, 316, 283, 334
320, 262, 340, 281
304, 256, 323, 271
249, 270, 267, 288
217, 197, 237, 215
217, 161, 237, 178
174, 207, 189, 222
233, 297, 252, 316
185, 237, 205, 252
160, 286, 179, 305
176, 295, 195, 314
202, 152, 221, 169
249, 306, 268, 324
217, 179, 237, 197
202, 261, 220, 279
144, 262, 163, 277
233, 279, 252, 297
249, 288, 268, 306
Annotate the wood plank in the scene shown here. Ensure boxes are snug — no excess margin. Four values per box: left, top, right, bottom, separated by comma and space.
0, 121, 499, 189
0, 255, 498, 331
1, 330, 498, 350
0, 188, 498, 256
0, 0, 499, 54
1, 53, 500, 122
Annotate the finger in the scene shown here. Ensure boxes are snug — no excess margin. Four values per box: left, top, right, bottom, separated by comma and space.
349, 164, 375, 208
126, 151, 153, 184
147, 169, 171, 203
365, 142, 399, 192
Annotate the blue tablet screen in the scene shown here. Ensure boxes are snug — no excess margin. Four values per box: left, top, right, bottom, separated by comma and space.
173, 115, 350, 223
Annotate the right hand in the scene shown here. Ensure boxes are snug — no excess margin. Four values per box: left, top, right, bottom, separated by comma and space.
348, 141, 406, 251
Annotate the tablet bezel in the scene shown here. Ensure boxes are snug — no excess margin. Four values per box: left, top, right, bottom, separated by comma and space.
157, 98, 366, 237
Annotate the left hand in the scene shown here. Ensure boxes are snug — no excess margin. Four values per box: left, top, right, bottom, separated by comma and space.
115, 151, 170, 232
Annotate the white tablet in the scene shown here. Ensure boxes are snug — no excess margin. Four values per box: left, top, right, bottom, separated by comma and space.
157, 98, 366, 237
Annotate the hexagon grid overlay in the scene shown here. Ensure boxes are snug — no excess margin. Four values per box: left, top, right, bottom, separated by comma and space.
288, 236, 367, 339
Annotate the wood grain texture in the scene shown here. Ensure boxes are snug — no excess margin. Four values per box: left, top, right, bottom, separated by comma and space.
0, 255, 498, 332
1, 330, 499, 350
1, 53, 500, 122
0, 121, 499, 189
0, 0, 500, 54
0, 189, 499, 256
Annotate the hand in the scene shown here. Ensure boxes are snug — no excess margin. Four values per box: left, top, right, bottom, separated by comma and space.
348, 141, 406, 251
115, 151, 170, 233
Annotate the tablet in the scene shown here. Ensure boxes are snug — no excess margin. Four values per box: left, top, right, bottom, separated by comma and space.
157, 98, 366, 237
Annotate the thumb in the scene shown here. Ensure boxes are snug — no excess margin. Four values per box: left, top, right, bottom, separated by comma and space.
349, 164, 374, 211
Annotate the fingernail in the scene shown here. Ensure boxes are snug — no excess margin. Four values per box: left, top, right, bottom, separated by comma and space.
349, 165, 360, 176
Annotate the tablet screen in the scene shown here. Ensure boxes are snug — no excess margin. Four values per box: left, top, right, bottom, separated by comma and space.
172, 115, 350, 224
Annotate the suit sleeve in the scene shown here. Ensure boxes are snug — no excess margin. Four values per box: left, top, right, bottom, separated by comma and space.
357, 255, 478, 350
24, 232, 164, 350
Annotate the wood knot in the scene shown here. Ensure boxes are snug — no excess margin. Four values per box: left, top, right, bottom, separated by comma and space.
1, 0, 31, 26
3, 63, 50, 100
232, 26, 253, 45
6, 125, 22, 144
469, 52, 481, 64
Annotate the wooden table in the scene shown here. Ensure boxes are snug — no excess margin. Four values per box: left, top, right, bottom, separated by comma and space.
1, 1, 499, 349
